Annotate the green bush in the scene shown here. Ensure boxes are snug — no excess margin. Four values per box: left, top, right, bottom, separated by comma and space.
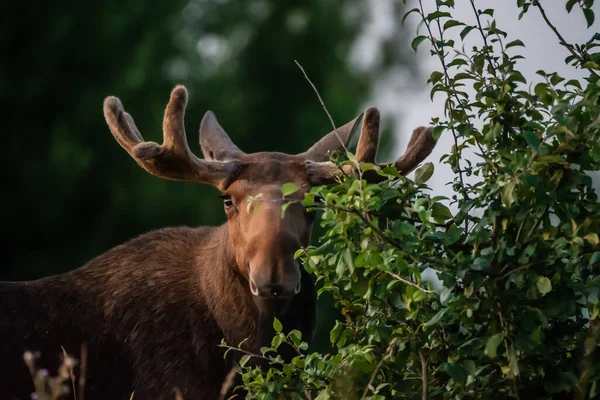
230, 1, 600, 399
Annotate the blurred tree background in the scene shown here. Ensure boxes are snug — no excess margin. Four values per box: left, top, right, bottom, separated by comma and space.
0, 0, 413, 350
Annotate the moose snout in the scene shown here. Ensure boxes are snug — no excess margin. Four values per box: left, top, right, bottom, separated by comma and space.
246, 229, 303, 298
248, 263, 301, 298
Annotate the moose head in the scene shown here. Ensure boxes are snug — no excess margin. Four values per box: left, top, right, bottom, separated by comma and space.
103, 85, 436, 301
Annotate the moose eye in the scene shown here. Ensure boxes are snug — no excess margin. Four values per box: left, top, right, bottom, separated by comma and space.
220, 194, 234, 208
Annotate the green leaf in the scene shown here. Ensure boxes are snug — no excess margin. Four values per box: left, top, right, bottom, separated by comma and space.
486, 333, 504, 358
523, 130, 541, 149
472, 257, 490, 271
411, 36, 428, 52
502, 181, 517, 207
506, 39, 525, 48
281, 182, 299, 197
427, 11, 451, 22
281, 202, 291, 219
401, 7, 420, 25
443, 20, 464, 29
414, 162, 434, 183
429, 71, 444, 84
433, 126, 444, 140
460, 26, 476, 40
330, 320, 343, 344
537, 276, 552, 296
584, 8, 595, 27
445, 361, 468, 384
413, 290, 427, 303
590, 251, 600, 266
288, 329, 302, 346
273, 317, 283, 333
425, 308, 448, 327
431, 203, 453, 222
534, 82, 548, 97
240, 354, 251, 368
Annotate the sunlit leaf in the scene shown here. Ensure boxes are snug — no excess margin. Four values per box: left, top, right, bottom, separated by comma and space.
281, 182, 299, 197
486, 333, 504, 358
414, 162, 434, 183
537, 276, 552, 296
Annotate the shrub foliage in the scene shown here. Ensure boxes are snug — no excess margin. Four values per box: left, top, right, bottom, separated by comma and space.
233, 1, 600, 399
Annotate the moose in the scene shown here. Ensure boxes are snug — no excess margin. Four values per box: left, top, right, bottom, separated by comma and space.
0, 85, 436, 400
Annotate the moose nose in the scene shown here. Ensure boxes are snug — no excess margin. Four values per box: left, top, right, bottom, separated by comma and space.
249, 279, 283, 297
249, 278, 300, 298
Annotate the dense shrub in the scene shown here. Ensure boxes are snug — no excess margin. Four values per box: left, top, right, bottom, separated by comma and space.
231, 1, 600, 399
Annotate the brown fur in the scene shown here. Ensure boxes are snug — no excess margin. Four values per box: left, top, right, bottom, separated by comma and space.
0, 85, 436, 400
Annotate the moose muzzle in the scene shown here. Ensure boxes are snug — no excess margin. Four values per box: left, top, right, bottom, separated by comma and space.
247, 231, 303, 298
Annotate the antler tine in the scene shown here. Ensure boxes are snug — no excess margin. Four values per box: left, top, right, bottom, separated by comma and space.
160, 85, 191, 157
393, 126, 436, 175
103, 85, 239, 187
306, 108, 437, 184
354, 107, 380, 163
103, 97, 143, 156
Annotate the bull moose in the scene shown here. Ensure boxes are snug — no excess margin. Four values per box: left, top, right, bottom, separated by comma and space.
0, 85, 436, 399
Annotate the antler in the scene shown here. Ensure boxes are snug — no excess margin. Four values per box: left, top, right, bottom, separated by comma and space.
103, 85, 240, 189
305, 107, 437, 184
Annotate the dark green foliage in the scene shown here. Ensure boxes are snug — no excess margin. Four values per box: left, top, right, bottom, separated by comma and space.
1, 0, 410, 281
231, 1, 600, 398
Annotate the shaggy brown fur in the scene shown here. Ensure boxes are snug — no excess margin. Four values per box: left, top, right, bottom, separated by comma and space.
0, 85, 436, 400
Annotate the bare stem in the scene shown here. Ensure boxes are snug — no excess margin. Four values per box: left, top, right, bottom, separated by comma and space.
361, 338, 397, 400
470, 0, 490, 49
384, 270, 434, 294
419, 349, 428, 400
575, 320, 600, 400
418, 0, 469, 232
217, 344, 281, 364
532, 0, 580, 60
294, 60, 348, 153
532, 1, 599, 77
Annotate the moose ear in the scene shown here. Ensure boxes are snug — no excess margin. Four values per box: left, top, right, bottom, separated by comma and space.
199, 111, 245, 161
297, 112, 364, 162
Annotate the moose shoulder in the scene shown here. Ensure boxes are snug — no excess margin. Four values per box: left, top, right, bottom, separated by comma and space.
0, 85, 436, 400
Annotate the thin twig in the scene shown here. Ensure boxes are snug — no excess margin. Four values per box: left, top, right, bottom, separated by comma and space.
217, 344, 280, 364
419, 349, 428, 400
418, 0, 469, 232
334, 205, 435, 293
294, 60, 348, 152
336, 205, 404, 249
360, 338, 397, 400
498, 306, 521, 400
385, 271, 434, 294
470, 0, 490, 49
496, 259, 546, 281
524, 206, 548, 242
575, 320, 600, 400
532, 1, 579, 60
533, 1, 600, 77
